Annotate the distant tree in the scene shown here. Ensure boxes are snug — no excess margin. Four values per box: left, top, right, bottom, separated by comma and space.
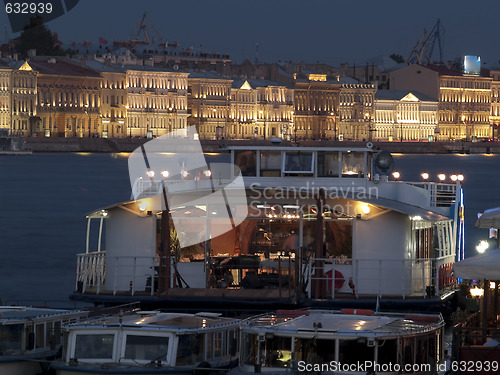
389, 53, 405, 64
16, 17, 64, 57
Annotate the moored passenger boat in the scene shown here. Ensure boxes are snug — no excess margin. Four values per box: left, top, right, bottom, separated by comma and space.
51, 311, 240, 375
0, 306, 88, 375
233, 309, 445, 375
69, 132, 463, 312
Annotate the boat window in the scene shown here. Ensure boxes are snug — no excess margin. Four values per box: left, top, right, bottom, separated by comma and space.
342, 152, 364, 178
36, 323, 45, 348
176, 334, 204, 365
75, 334, 114, 359
399, 337, 415, 366
214, 331, 223, 357
338, 339, 374, 364
283, 151, 314, 175
53, 321, 62, 346
294, 338, 335, 362
260, 151, 281, 177
241, 333, 257, 365
124, 335, 169, 362
0, 324, 23, 354
317, 151, 340, 177
227, 329, 238, 356
325, 221, 352, 259
263, 336, 292, 368
235, 150, 257, 176
377, 339, 397, 365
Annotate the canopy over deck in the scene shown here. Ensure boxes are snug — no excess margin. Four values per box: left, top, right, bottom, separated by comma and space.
453, 248, 500, 280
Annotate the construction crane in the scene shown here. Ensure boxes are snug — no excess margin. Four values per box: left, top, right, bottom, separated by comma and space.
406, 19, 445, 65
133, 12, 162, 45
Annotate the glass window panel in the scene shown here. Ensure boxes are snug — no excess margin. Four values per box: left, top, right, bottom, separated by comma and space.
124, 335, 169, 361
0, 324, 23, 354
75, 334, 114, 359
35, 323, 45, 348
317, 151, 340, 177
176, 334, 204, 365
283, 151, 313, 173
342, 152, 364, 178
235, 150, 256, 176
260, 151, 281, 177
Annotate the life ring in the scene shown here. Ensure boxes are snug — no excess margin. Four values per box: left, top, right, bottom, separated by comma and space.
366, 142, 374, 149
325, 270, 345, 291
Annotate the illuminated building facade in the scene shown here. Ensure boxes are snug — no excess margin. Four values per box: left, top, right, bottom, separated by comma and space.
490, 69, 500, 139
390, 64, 492, 141
0, 61, 12, 133
228, 80, 294, 140
338, 83, 376, 141
293, 73, 339, 140
188, 73, 232, 140
125, 67, 189, 138
10, 61, 37, 136
374, 90, 438, 141
31, 58, 102, 137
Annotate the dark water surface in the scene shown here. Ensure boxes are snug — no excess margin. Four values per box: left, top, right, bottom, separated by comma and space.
0, 152, 498, 305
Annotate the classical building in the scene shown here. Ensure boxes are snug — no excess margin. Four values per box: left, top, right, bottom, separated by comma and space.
10, 61, 37, 136
86, 61, 127, 138
293, 73, 339, 140
187, 72, 232, 140
490, 69, 500, 140
0, 60, 11, 133
125, 66, 189, 138
374, 90, 438, 141
229, 79, 294, 140
30, 58, 102, 137
390, 64, 492, 141
338, 83, 376, 141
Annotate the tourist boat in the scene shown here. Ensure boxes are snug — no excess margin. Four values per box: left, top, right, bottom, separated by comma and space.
51, 311, 240, 375
232, 309, 445, 375
69, 131, 463, 312
0, 306, 88, 375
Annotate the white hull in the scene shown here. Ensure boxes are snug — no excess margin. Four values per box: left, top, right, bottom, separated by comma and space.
0, 361, 43, 375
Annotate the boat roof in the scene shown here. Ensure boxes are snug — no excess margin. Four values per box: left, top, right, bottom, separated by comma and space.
66, 311, 240, 332
241, 310, 444, 339
0, 306, 87, 323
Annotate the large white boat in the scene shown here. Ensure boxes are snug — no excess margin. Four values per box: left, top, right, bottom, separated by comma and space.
70, 141, 463, 312
233, 309, 445, 375
51, 311, 240, 375
0, 306, 88, 375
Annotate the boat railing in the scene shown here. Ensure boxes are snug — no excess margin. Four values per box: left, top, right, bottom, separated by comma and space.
307, 255, 456, 299
75, 251, 456, 299
452, 313, 500, 362
405, 182, 457, 207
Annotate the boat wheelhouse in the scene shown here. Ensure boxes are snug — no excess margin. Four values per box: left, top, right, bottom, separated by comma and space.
51, 311, 240, 375
70, 144, 462, 311
0, 306, 88, 375
235, 309, 445, 375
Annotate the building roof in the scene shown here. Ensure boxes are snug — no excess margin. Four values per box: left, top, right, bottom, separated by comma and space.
231, 78, 291, 89
85, 59, 127, 73
28, 58, 102, 77
375, 89, 436, 102
187, 70, 230, 80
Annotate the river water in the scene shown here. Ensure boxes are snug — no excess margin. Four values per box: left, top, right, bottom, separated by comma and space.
0, 152, 498, 305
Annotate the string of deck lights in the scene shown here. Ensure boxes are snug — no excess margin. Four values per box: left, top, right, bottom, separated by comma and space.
391, 171, 464, 182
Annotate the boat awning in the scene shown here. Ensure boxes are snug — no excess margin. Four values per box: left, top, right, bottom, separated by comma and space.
476, 207, 500, 229
359, 196, 451, 222
453, 248, 500, 280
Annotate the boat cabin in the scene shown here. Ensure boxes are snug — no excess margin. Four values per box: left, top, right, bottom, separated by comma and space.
53, 312, 240, 374
72, 145, 462, 307
237, 309, 444, 374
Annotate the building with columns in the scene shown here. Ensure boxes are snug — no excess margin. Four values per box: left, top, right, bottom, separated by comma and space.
0, 60, 11, 133
229, 79, 293, 140
30, 58, 102, 137
187, 72, 232, 140
125, 66, 189, 138
490, 69, 500, 140
338, 83, 376, 141
373, 90, 438, 141
10, 61, 37, 136
390, 64, 492, 141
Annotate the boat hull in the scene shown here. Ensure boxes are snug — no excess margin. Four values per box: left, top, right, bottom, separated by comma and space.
0, 360, 43, 375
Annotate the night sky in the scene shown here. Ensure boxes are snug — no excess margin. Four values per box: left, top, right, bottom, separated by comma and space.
0, 0, 499, 67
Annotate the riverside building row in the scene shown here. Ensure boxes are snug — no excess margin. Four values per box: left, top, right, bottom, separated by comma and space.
0, 57, 498, 142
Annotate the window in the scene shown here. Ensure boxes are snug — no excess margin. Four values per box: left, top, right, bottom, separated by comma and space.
124, 335, 169, 362
260, 151, 281, 177
342, 152, 364, 177
0, 324, 23, 354
283, 151, 314, 174
176, 334, 204, 365
317, 151, 340, 177
235, 150, 256, 176
75, 334, 114, 359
